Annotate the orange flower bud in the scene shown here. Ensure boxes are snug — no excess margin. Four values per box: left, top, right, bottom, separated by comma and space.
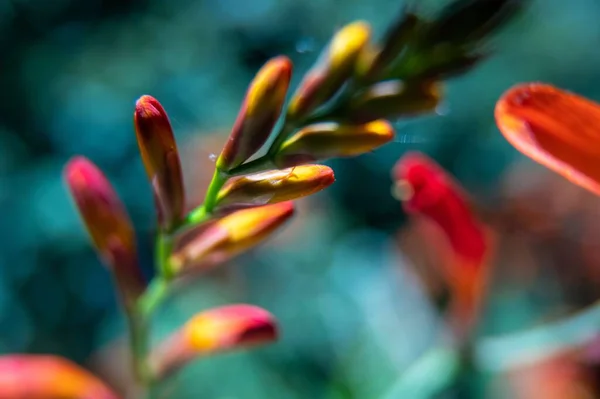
217, 56, 293, 171
496, 83, 600, 196
345, 80, 442, 123
134, 95, 185, 231
64, 156, 145, 306
170, 202, 295, 273
287, 21, 371, 121
274, 120, 394, 168
0, 355, 119, 399
150, 305, 277, 379
214, 165, 335, 211
393, 152, 494, 341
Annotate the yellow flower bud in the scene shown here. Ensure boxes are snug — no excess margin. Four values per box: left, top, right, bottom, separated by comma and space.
214, 165, 335, 211
274, 120, 395, 167
150, 305, 277, 379
345, 80, 442, 122
170, 202, 295, 273
217, 56, 293, 171
287, 21, 371, 121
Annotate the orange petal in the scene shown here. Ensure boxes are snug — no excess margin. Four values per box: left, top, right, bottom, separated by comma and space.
150, 305, 277, 379
134, 95, 185, 231
496, 83, 600, 196
0, 355, 120, 399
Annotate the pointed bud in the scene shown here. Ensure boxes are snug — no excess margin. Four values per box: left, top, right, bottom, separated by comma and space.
134, 95, 185, 231
214, 165, 335, 211
0, 355, 120, 399
287, 21, 371, 121
496, 83, 600, 197
393, 152, 493, 341
345, 80, 442, 123
356, 11, 420, 82
170, 202, 295, 273
217, 57, 293, 172
64, 157, 145, 307
274, 120, 394, 168
150, 305, 277, 379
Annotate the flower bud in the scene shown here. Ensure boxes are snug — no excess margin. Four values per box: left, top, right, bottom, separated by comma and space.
0, 355, 120, 399
150, 305, 277, 379
496, 83, 600, 197
274, 120, 394, 168
287, 21, 371, 121
64, 156, 145, 306
393, 152, 493, 341
217, 56, 293, 171
170, 202, 295, 273
134, 95, 185, 231
345, 80, 442, 123
214, 165, 335, 211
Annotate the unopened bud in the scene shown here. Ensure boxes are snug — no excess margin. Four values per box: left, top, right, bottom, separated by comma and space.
217, 56, 293, 171
215, 165, 335, 212
170, 202, 295, 273
287, 21, 371, 121
150, 305, 277, 379
134, 95, 185, 231
274, 120, 395, 168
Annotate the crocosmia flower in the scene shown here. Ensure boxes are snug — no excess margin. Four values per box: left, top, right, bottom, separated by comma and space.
393, 152, 494, 340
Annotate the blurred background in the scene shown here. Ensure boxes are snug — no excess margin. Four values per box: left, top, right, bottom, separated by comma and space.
2, 0, 600, 397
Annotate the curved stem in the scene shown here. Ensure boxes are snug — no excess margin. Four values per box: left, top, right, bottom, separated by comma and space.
202, 169, 228, 214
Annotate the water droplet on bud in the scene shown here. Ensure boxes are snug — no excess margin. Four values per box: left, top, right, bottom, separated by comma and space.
209, 154, 217, 162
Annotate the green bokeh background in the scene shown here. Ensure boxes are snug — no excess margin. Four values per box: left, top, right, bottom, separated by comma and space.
1, 0, 599, 397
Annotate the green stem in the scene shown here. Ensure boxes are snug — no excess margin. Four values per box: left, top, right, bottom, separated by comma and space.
202, 169, 228, 214
127, 309, 150, 384
155, 233, 175, 279
138, 277, 171, 317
